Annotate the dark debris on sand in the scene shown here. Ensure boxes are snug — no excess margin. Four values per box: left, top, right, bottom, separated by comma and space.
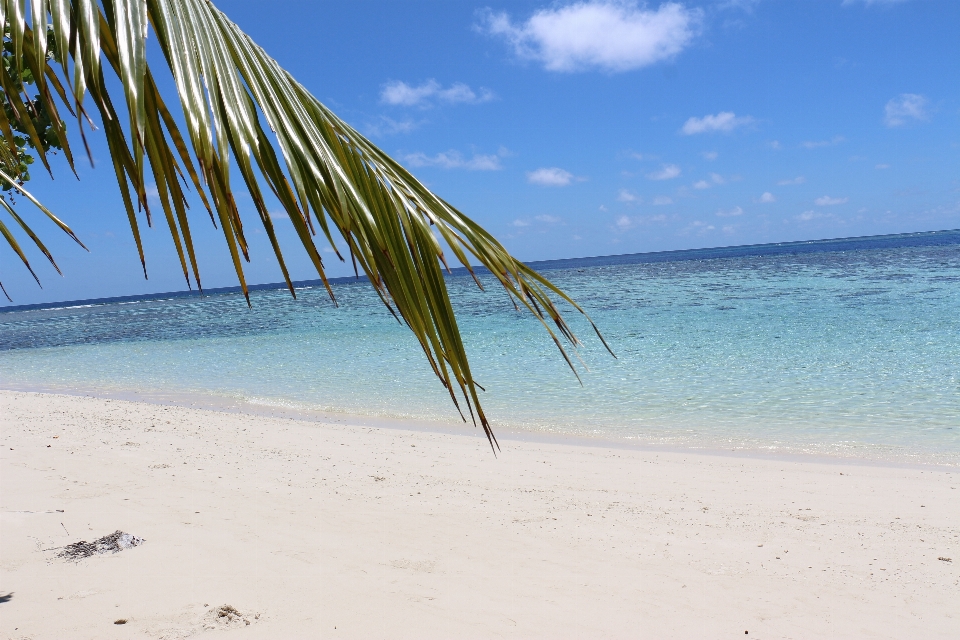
57, 531, 144, 561
203, 604, 259, 629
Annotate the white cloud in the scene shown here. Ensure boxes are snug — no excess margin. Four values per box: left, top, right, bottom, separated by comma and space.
464, 155, 502, 171
647, 164, 681, 180
769, 140, 782, 149
693, 173, 724, 189
796, 210, 830, 222
615, 215, 634, 229
511, 219, 531, 227
758, 192, 775, 203
814, 195, 848, 206
801, 135, 845, 149
365, 116, 421, 137
884, 93, 928, 127
381, 80, 495, 107
404, 150, 502, 171
479, 1, 702, 73
681, 111, 753, 135
528, 167, 575, 186
876, 163, 890, 169
778, 176, 806, 185
716, 206, 743, 217
535, 214, 562, 223
652, 195, 673, 205
683, 220, 716, 234
701, 151, 718, 160
617, 189, 639, 202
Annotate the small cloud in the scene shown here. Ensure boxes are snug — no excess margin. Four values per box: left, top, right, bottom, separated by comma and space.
701, 151, 718, 160
404, 150, 502, 171
649, 214, 667, 222
682, 220, 716, 235
381, 79, 494, 107
716, 206, 744, 217
617, 189, 639, 202
647, 164, 681, 180
652, 196, 673, 205
769, 140, 782, 150
778, 176, 806, 186
681, 111, 753, 135
758, 192, 775, 203
884, 93, 928, 127
692, 173, 724, 189
478, 2, 703, 73
875, 163, 890, 169
796, 210, 829, 222
814, 195, 848, 206
365, 116, 421, 137
464, 155, 503, 171
535, 214, 562, 223
615, 215, 634, 230
801, 135, 845, 149
599, 204, 608, 211
511, 219, 530, 227
627, 151, 654, 160
680, 111, 753, 136
528, 167, 575, 186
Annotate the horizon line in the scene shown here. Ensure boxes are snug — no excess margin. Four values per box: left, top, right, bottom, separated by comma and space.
3, 227, 958, 314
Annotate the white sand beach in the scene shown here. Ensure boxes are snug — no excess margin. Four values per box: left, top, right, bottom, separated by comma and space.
1, 389, 957, 638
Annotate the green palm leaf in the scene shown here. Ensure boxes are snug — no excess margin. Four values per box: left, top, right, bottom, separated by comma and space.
0, 0, 613, 449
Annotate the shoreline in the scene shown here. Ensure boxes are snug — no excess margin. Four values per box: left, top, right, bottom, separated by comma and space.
2, 382, 957, 473
2, 389, 957, 637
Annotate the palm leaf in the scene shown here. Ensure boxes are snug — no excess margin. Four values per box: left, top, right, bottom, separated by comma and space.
0, 0, 613, 449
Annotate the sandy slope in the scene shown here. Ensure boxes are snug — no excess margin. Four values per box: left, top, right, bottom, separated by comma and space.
0, 390, 957, 638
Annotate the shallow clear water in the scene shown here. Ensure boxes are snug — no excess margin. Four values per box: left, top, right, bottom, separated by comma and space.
2, 233, 959, 465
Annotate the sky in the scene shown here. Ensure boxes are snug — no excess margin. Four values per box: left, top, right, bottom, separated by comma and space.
2, 0, 959, 305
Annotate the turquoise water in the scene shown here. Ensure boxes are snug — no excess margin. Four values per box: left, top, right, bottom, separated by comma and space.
2, 232, 959, 465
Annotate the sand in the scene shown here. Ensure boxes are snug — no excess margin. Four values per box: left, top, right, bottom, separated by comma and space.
1, 390, 957, 638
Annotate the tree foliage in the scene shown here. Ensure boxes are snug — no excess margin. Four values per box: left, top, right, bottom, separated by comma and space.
1, 26, 62, 191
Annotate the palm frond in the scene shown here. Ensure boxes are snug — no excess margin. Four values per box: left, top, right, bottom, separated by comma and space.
0, 0, 613, 448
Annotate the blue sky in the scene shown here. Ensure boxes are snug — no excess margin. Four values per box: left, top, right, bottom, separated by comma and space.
3, 0, 959, 305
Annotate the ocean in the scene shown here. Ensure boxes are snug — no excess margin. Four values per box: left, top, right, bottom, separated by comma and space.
2, 230, 959, 465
